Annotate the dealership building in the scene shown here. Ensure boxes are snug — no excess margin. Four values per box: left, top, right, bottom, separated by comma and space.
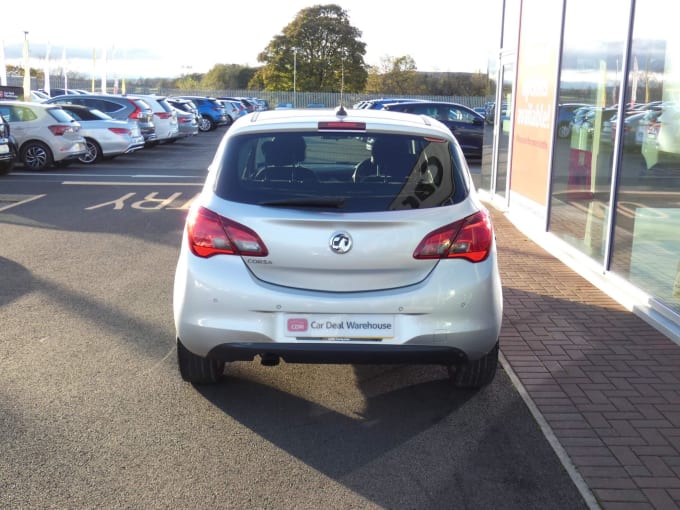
481, 0, 680, 343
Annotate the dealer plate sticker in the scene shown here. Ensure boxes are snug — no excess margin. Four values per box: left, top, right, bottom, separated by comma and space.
285, 315, 394, 338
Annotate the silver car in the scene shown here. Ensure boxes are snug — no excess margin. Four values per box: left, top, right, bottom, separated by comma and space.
58, 104, 145, 163
173, 106, 503, 388
0, 101, 86, 170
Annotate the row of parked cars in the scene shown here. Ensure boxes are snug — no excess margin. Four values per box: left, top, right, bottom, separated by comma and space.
352, 97, 486, 158
0, 91, 270, 174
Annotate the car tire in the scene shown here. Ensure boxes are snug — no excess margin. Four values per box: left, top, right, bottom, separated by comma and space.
21, 141, 53, 171
0, 160, 14, 175
199, 115, 214, 132
448, 341, 499, 389
557, 123, 571, 138
79, 138, 102, 164
177, 338, 225, 384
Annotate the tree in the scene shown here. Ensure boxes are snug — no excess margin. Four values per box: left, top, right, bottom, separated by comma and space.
201, 64, 257, 90
365, 55, 425, 95
250, 4, 368, 92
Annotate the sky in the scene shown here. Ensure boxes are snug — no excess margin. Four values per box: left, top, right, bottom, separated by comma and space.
1, 1, 499, 80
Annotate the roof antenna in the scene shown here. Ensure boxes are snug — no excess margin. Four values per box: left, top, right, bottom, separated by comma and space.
336, 105, 347, 117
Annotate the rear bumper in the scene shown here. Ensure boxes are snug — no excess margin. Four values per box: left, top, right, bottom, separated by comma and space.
207, 342, 469, 365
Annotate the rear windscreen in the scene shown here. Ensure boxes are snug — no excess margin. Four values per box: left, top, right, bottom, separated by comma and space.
213, 132, 468, 212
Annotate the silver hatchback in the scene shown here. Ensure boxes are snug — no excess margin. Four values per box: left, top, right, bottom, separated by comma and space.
173, 106, 503, 388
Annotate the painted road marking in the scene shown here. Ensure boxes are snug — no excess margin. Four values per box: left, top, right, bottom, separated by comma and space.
63, 181, 203, 186
0, 194, 46, 212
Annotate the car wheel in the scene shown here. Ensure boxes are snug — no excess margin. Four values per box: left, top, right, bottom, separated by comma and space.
177, 338, 225, 384
0, 160, 14, 175
199, 115, 214, 132
557, 123, 571, 138
448, 341, 499, 389
79, 138, 102, 164
21, 141, 53, 171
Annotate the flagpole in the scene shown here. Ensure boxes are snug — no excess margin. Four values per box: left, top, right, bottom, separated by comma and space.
0, 40, 7, 86
22, 31, 31, 101
43, 41, 51, 97
61, 46, 68, 91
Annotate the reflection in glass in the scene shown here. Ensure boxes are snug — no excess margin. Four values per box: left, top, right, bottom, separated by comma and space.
610, 1, 680, 314
549, 0, 629, 264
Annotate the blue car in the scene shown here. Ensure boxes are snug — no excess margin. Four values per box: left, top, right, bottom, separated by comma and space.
176, 96, 229, 132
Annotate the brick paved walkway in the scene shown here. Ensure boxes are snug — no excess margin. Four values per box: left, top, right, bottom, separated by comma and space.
489, 207, 680, 510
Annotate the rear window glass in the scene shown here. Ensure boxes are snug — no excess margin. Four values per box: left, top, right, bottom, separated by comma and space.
48, 108, 76, 123
214, 132, 468, 212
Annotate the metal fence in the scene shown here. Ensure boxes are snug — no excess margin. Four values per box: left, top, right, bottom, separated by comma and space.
7, 76, 491, 109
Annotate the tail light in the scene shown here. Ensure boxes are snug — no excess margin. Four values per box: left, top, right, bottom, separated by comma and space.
187, 206, 268, 258
155, 112, 172, 120
413, 210, 493, 262
48, 125, 75, 136
127, 101, 146, 120
109, 127, 132, 135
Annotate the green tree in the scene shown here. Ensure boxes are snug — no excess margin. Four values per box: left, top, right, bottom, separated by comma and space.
200, 64, 257, 90
365, 55, 425, 95
250, 4, 368, 92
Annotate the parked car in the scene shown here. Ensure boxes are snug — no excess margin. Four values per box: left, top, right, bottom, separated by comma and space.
57, 104, 145, 163
0, 113, 19, 175
176, 96, 229, 132
641, 104, 680, 171
360, 98, 423, 110
275, 102, 295, 110
173, 106, 503, 388
172, 106, 199, 139
167, 97, 201, 125
133, 95, 179, 145
46, 94, 157, 144
30, 90, 51, 103
556, 103, 590, 138
0, 101, 86, 170
222, 99, 247, 123
383, 100, 485, 158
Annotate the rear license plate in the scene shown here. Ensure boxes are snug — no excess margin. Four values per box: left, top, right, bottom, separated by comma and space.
284, 314, 394, 339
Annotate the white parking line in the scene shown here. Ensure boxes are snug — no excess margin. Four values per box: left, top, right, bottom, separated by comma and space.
63, 181, 203, 186
0, 194, 46, 212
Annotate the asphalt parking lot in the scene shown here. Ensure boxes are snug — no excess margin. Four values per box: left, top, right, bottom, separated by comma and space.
0, 129, 591, 509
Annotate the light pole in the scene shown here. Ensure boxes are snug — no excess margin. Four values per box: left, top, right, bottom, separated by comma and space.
292, 47, 298, 108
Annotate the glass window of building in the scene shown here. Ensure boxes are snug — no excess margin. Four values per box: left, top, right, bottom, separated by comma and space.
610, 1, 680, 315
549, 0, 630, 264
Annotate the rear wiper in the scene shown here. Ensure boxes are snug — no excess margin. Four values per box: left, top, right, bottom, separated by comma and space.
259, 197, 347, 208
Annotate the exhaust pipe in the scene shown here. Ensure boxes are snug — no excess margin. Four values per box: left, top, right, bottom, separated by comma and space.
260, 353, 280, 367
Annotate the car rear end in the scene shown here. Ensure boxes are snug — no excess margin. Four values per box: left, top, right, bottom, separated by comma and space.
173, 107, 503, 388
41, 106, 87, 163
126, 97, 157, 144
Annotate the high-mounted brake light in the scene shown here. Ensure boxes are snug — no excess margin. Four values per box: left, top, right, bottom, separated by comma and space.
318, 121, 366, 131
413, 210, 494, 262
187, 206, 268, 258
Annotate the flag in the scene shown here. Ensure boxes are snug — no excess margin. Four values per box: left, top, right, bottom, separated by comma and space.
43, 42, 51, 97
0, 40, 7, 86
61, 46, 68, 91
100, 46, 107, 94
92, 48, 96, 93
23, 32, 31, 101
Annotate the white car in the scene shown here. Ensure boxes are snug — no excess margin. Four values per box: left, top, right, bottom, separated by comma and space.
134, 95, 179, 145
0, 100, 86, 170
173, 106, 503, 388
